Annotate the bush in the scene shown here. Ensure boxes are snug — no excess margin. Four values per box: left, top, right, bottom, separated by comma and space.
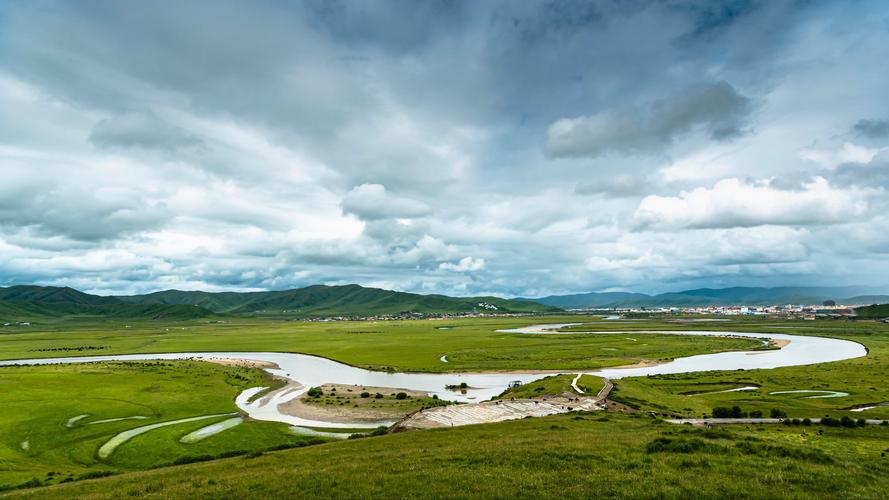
307, 387, 323, 398
749, 410, 763, 418
646, 437, 722, 454
75, 471, 114, 481
802, 417, 812, 426
395, 392, 408, 400
360, 392, 370, 398
821, 416, 840, 427
712, 407, 732, 418
856, 418, 866, 427
841, 416, 856, 428
375, 393, 384, 399
770, 408, 787, 419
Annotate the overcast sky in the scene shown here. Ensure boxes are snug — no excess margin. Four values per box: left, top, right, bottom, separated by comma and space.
1, 0, 888, 297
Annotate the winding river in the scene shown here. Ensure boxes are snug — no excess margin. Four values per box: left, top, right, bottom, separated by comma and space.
0, 324, 867, 428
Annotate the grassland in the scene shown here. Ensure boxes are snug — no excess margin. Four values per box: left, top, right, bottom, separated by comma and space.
0, 316, 764, 372
0, 361, 325, 490
5, 413, 888, 499
2, 314, 888, 497
604, 319, 889, 420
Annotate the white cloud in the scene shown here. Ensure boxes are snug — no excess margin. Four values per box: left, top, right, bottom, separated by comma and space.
633, 177, 870, 230
438, 256, 486, 272
341, 184, 432, 221
799, 142, 886, 169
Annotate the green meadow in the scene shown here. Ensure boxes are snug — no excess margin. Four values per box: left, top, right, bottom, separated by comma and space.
6, 413, 889, 499
0, 315, 763, 371
0, 361, 323, 489
1, 315, 888, 497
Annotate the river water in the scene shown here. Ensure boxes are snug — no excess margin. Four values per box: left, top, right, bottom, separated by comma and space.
0, 324, 866, 427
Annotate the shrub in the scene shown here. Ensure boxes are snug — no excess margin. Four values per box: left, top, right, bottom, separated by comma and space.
749, 410, 763, 418
646, 437, 721, 454
712, 407, 733, 418
856, 418, 866, 427
360, 392, 370, 398
395, 392, 408, 400
769, 408, 787, 418
375, 393, 384, 399
75, 471, 114, 481
840, 416, 856, 428
307, 387, 323, 398
821, 416, 840, 427
802, 418, 812, 426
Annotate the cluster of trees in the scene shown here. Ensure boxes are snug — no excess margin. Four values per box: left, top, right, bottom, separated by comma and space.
710, 406, 786, 418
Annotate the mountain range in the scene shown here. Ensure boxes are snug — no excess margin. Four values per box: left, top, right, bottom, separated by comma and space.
0, 284, 557, 322
521, 286, 889, 309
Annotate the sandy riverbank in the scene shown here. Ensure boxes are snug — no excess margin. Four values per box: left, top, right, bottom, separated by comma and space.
200, 357, 281, 369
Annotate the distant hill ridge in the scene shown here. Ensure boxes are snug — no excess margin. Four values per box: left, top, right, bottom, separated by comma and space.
0, 284, 557, 322
520, 286, 889, 309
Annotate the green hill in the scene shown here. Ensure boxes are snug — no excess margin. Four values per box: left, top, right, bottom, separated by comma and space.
0, 284, 557, 322
854, 303, 889, 319
526, 286, 889, 308
123, 284, 558, 316
0, 286, 216, 322
0, 285, 120, 306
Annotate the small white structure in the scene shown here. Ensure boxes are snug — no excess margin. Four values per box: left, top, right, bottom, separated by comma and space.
508, 380, 523, 389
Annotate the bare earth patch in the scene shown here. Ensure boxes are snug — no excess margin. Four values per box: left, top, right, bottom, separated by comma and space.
280, 383, 434, 424
200, 357, 280, 369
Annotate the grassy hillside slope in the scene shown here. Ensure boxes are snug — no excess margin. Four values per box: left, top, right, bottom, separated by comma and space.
6, 413, 888, 499
855, 303, 889, 319
122, 284, 558, 316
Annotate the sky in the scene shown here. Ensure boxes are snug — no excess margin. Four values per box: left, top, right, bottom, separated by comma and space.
1, 0, 888, 297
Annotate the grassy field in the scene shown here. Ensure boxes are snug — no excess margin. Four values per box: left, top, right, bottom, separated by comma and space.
4, 413, 887, 499
607, 319, 889, 420
0, 361, 325, 490
0, 316, 764, 372
2, 314, 889, 497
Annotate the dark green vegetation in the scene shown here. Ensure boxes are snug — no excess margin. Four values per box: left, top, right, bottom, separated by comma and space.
855, 303, 889, 319
121, 284, 559, 316
0, 286, 215, 322
0, 284, 556, 323
0, 361, 323, 490
524, 285, 889, 308
6, 413, 888, 499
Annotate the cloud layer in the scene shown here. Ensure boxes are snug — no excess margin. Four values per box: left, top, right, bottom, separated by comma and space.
1, 0, 888, 296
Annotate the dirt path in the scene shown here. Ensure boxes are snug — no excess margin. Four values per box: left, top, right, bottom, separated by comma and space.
395, 396, 601, 430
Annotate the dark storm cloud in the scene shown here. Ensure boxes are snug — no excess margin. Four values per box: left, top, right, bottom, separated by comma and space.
546, 81, 753, 158
852, 119, 889, 139
832, 152, 889, 189
89, 113, 203, 152
575, 176, 652, 198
